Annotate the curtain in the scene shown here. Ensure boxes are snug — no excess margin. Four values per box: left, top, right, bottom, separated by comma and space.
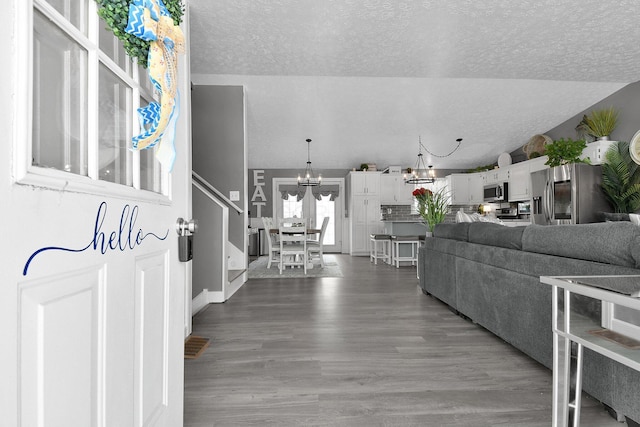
280, 184, 340, 201
311, 185, 340, 201
280, 185, 306, 201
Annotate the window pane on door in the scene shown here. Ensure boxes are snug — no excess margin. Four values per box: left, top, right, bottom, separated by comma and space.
140, 145, 160, 192
42, 0, 88, 34
283, 195, 302, 219
32, 10, 88, 175
98, 24, 130, 74
98, 64, 132, 185
315, 195, 335, 245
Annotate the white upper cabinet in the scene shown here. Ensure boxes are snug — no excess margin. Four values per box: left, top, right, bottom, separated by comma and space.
527, 156, 549, 173
483, 168, 510, 185
581, 140, 615, 165
445, 156, 550, 205
380, 175, 414, 205
507, 156, 549, 202
350, 171, 380, 195
447, 173, 483, 205
507, 162, 531, 201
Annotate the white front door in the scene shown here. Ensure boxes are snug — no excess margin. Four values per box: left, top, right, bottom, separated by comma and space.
273, 178, 344, 253
1, 1, 192, 426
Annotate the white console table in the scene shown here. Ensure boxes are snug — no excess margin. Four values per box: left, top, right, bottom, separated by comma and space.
540, 275, 640, 427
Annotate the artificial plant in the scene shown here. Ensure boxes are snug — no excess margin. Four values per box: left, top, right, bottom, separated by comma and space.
94, 0, 184, 68
601, 141, 640, 213
413, 187, 450, 233
544, 138, 589, 167
576, 107, 619, 140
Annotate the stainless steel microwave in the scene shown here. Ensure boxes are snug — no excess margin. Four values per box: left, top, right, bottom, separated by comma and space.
483, 182, 508, 202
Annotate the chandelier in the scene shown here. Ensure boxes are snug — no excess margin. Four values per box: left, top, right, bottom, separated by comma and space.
404, 136, 463, 184
404, 137, 436, 184
298, 138, 322, 187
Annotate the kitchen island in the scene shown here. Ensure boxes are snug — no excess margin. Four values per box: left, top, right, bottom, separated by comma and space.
380, 219, 428, 237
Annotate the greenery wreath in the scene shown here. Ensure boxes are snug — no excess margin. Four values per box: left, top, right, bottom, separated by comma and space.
94, 0, 184, 68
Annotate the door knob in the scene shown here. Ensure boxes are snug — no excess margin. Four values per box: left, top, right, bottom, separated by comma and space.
176, 217, 198, 236
176, 218, 198, 262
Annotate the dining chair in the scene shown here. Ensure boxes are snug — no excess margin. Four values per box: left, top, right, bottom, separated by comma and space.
261, 217, 280, 268
278, 217, 308, 275
307, 216, 329, 268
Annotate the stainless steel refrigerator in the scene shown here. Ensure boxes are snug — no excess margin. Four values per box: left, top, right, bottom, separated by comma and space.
530, 163, 611, 225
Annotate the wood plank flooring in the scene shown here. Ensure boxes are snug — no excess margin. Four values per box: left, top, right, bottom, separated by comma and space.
184, 255, 624, 426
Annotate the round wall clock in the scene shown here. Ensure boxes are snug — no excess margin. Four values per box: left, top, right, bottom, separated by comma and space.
630, 130, 640, 165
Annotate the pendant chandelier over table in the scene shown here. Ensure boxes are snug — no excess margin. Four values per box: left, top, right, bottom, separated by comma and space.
298, 138, 321, 187
404, 136, 463, 185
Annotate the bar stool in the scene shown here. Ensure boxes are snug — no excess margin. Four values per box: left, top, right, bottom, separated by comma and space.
391, 235, 420, 268
370, 234, 392, 265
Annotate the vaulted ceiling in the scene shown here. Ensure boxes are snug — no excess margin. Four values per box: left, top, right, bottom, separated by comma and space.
188, 0, 640, 170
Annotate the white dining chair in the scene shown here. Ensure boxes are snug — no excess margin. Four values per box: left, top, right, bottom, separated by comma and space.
307, 216, 329, 268
261, 217, 280, 268
278, 217, 308, 275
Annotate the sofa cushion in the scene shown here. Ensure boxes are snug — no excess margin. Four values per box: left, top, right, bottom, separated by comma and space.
467, 223, 526, 250
522, 222, 640, 268
433, 223, 470, 241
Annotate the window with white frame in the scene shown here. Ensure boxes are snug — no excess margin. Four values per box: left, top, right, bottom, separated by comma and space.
31, 0, 163, 194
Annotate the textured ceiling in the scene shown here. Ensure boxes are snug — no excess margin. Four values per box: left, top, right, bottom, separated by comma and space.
188, 0, 640, 170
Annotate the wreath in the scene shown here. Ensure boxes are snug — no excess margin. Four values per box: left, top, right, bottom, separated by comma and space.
94, 0, 184, 68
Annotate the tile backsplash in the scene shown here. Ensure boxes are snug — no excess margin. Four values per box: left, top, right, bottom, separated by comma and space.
380, 205, 418, 221
381, 204, 479, 223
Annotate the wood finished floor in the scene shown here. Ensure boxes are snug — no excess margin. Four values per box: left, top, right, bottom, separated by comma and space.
184, 255, 624, 427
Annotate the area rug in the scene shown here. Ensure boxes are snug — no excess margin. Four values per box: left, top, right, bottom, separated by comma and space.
248, 256, 343, 279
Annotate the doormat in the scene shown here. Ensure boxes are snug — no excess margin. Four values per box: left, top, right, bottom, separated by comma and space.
589, 329, 640, 349
184, 336, 210, 359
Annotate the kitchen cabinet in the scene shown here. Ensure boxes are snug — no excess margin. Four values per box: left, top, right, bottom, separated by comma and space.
348, 172, 382, 255
508, 156, 549, 202
528, 156, 549, 173
483, 168, 510, 185
380, 175, 414, 205
508, 162, 531, 201
447, 173, 483, 205
350, 171, 380, 195
349, 195, 381, 255
581, 140, 615, 165
445, 157, 550, 206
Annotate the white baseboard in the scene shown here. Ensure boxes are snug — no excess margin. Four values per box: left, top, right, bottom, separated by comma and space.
191, 273, 247, 309
206, 290, 226, 303
191, 289, 209, 315
225, 272, 246, 300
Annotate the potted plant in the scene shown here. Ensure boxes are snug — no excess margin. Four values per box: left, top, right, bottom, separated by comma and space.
544, 137, 590, 167
601, 141, 640, 214
576, 107, 618, 141
413, 187, 449, 235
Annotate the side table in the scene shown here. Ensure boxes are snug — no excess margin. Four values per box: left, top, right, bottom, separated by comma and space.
540, 275, 640, 427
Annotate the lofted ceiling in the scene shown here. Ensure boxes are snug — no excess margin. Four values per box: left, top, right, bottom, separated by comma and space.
188, 0, 640, 170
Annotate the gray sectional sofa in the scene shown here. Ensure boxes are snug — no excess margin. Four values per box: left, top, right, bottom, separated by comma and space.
419, 221, 640, 423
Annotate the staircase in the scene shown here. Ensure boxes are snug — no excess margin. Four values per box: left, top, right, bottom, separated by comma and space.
191, 172, 247, 313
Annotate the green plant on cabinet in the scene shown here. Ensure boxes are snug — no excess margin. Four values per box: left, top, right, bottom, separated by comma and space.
576, 107, 618, 141
545, 138, 590, 167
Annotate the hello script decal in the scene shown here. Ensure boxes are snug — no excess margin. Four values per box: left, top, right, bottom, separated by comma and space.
23, 202, 169, 276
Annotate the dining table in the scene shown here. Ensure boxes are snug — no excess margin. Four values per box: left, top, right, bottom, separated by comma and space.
269, 228, 321, 236
269, 228, 321, 270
